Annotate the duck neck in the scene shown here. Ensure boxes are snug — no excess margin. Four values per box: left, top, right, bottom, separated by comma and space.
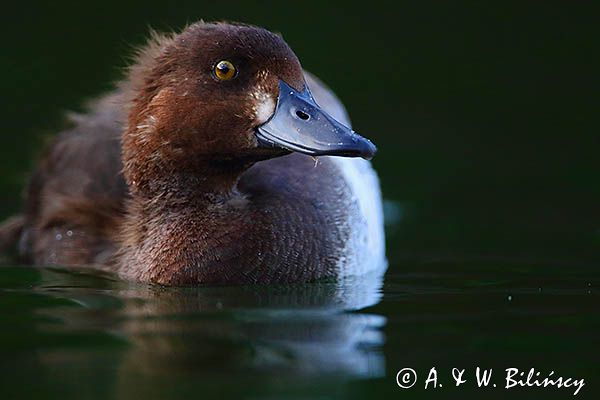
127, 160, 251, 206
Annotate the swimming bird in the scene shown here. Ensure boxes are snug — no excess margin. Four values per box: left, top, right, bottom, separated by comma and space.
0, 21, 385, 285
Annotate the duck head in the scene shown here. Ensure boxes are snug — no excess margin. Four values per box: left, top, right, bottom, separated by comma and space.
123, 22, 376, 195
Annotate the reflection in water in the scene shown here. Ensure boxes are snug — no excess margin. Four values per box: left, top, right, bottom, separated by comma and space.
1, 263, 599, 399
28, 267, 386, 391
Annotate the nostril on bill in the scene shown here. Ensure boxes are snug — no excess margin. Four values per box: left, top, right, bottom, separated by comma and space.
295, 110, 310, 120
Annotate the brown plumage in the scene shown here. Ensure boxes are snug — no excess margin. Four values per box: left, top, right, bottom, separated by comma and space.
0, 21, 384, 285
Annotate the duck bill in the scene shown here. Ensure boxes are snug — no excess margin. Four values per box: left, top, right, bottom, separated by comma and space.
256, 80, 377, 160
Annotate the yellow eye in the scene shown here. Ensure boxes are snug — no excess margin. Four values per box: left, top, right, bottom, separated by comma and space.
213, 60, 237, 81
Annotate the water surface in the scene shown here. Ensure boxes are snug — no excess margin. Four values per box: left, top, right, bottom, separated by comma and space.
1, 260, 597, 399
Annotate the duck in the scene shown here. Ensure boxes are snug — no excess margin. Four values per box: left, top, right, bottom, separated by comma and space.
0, 21, 385, 285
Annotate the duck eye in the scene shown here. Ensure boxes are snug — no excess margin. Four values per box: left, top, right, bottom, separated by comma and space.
213, 60, 237, 81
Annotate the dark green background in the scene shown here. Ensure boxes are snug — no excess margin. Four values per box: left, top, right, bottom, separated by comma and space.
0, 1, 600, 260
1, 1, 597, 263
0, 1, 598, 399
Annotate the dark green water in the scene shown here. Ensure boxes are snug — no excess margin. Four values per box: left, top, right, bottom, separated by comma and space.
1, 1, 598, 399
0, 263, 598, 399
